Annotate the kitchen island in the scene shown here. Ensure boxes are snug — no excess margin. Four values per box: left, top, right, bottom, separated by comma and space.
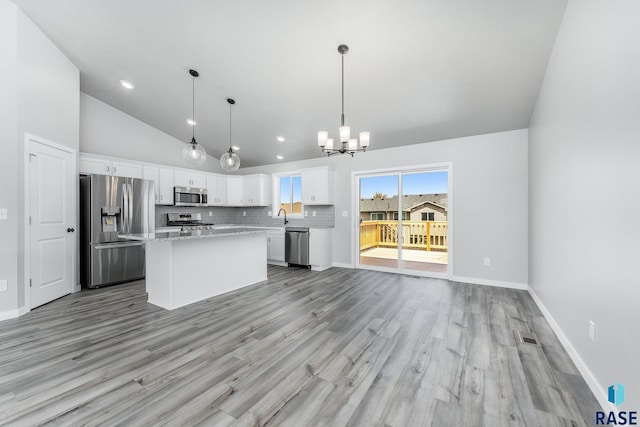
120, 228, 268, 310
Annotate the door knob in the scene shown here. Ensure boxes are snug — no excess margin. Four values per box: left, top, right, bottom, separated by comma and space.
67, 227, 75, 233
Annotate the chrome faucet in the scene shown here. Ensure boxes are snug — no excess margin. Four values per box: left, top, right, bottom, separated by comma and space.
277, 208, 289, 225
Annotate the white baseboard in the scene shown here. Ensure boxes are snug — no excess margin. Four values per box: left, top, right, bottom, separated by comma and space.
451, 275, 528, 290
0, 306, 29, 322
527, 286, 612, 412
332, 262, 354, 269
0, 309, 19, 321
267, 261, 288, 267
311, 265, 332, 272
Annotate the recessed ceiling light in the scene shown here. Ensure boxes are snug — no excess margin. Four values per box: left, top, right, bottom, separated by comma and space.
120, 80, 135, 90
186, 119, 197, 126
276, 136, 285, 142
276, 155, 284, 160
232, 145, 240, 151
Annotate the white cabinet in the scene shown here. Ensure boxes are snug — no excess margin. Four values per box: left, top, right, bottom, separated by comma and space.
243, 174, 271, 206
174, 169, 206, 188
206, 174, 227, 205
226, 174, 270, 206
226, 176, 244, 206
79, 153, 142, 178
301, 166, 334, 205
143, 165, 174, 205
309, 228, 332, 271
267, 229, 285, 264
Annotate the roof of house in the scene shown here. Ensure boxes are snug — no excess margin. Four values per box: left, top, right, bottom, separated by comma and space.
359, 194, 448, 213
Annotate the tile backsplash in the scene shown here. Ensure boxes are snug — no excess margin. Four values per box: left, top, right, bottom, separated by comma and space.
155, 205, 334, 228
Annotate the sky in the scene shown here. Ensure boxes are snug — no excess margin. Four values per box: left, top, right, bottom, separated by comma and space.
359, 171, 448, 199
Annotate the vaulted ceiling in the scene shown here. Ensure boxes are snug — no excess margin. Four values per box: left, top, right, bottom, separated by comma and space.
11, 0, 567, 167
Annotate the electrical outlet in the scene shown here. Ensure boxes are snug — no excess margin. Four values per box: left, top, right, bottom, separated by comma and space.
208, 211, 213, 217
483, 257, 491, 267
0, 209, 7, 220
305, 211, 308, 217
243, 211, 246, 216
312, 211, 316, 217
589, 320, 596, 342
267, 211, 272, 217
342, 210, 348, 217
0, 280, 7, 292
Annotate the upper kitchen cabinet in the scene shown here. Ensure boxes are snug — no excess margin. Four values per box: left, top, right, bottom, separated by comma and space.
206, 174, 227, 206
226, 176, 244, 206
243, 174, 271, 206
301, 166, 334, 205
79, 153, 143, 178
174, 169, 206, 188
143, 165, 174, 205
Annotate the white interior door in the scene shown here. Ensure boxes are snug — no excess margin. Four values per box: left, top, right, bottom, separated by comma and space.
29, 136, 76, 309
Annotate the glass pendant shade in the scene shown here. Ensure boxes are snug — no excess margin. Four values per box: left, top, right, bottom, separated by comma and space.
359, 131, 370, 148
339, 125, 350, 142
182, 139, 207, 165
317, 131, 328, 147
348, 139, 358, 151
326, 138, 334, 150
220, 149, 240, 172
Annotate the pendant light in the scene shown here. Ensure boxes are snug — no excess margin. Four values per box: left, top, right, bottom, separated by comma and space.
317, 44, 370, 156
220, 98, 240, 172
181, 69, 207, 165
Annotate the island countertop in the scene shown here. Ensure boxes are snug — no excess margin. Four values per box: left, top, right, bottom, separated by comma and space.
119, 227, 271, 242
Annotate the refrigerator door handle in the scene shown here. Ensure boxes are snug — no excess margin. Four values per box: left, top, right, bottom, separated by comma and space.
95, 241, 144, 249
122, 182, 129, 233
128, 182, 134, 234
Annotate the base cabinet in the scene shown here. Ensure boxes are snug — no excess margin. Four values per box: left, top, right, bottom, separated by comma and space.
267, 229, 285, 264
309, 228, 332, 271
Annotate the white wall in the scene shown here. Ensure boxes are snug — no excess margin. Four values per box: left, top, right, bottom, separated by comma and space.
0, 1, 19, 315
529, 0, 640, 409
0, 0, 79, 316
80, 93, 224, 173
242, 129, 529, 286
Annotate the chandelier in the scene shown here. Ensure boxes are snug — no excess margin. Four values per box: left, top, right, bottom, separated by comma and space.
181, 69, 207, 165
317, 44, 370, 156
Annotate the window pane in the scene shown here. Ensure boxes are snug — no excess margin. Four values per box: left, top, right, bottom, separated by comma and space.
280, 177, 291, 213
292, 176, 302, 214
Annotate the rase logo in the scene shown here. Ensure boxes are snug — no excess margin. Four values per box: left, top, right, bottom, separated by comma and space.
596, 383, 637, 425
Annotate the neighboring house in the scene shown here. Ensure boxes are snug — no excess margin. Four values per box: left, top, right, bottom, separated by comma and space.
359, 194, 448, 222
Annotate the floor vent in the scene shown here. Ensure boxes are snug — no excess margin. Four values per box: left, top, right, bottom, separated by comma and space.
516, 330, 541, 346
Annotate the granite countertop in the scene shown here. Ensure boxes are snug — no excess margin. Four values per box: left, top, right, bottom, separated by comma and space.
119, 227, 271, 242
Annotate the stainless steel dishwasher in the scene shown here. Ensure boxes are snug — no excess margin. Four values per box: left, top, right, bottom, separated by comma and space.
285, 227, 310, 268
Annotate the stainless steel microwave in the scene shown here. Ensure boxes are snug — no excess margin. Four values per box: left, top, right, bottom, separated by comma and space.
174, 186, 208, 206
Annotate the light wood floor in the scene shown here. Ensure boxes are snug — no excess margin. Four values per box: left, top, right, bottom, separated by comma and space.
0, 266, 600, 426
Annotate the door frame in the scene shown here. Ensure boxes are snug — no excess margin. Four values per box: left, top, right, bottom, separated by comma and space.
351, 162, 453, 280
23, 133, 78, 313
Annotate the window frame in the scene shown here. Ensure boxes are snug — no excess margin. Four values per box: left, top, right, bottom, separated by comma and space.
392, 212, 408, 220
421, 212, 435, 221
273, 172, 304, 218
370, 212, 384, 220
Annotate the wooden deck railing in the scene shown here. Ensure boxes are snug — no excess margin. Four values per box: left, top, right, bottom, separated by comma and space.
360, 221, 448, 251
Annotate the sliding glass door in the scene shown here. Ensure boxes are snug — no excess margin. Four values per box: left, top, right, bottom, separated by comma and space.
357, 168, 449, 276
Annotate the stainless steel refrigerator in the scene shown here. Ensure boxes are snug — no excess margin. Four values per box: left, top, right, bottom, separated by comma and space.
80, 174, 155, 288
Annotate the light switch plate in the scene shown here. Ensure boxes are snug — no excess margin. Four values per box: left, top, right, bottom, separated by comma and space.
312, 211, 316, 217
0, 280, 7, 292
305, 211, 308, 217
0, 209, 7, 220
